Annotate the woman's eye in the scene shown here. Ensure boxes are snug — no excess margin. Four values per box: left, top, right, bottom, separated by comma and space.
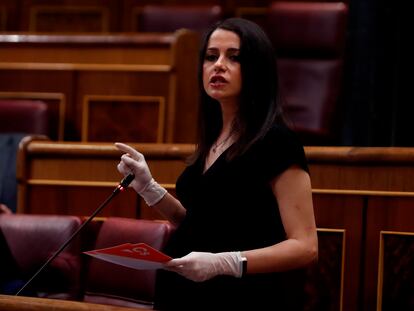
229, 55, 240, 62
205, 54, 217, 61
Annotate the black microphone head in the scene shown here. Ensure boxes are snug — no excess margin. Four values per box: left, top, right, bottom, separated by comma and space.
120, 173, 135, 188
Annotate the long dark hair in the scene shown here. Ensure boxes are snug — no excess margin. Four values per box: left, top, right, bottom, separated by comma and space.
191, 17, 285, 164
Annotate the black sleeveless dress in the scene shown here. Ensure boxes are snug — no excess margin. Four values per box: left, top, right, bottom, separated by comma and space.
154, 125, 309, 310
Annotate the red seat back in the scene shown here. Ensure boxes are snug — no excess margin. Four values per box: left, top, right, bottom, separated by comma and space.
137, 5, 223, 34
83, 217, 174, 308
0, 214, 83, 298
0, 99, 49, 136
268, 2, 348, 145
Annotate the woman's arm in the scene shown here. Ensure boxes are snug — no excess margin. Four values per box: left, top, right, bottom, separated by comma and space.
115, 142, 186, 227
150, 192, 186, 227
243, 165, 318, 273
165, 165, 318, 282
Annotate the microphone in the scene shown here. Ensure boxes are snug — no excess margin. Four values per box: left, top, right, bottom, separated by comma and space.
15, 173, 135, 296
115, 173, 135, 193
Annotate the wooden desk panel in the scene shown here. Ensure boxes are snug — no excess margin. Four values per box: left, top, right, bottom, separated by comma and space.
0, 30, 199, 143
312, 194, 364, 311
307, 146, 414, 192
306, 146, 414, 311
0, 294, 146, 311
0, 33, 178, 64
364, 197, 414, 311
17, 137, 193, 217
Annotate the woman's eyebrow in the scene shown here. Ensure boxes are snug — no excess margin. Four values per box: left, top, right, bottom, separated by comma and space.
206, 47, 240, 52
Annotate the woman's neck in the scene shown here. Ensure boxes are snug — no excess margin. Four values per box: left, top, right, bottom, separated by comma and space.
219, 100, 237, 136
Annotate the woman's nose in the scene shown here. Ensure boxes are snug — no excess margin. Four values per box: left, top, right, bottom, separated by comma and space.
214, 57, 227, 72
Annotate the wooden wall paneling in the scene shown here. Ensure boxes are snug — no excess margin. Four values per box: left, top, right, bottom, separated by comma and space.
364, 196, 414, 311
377, 231, 414, 311
81, 95, 165, 143
0, 91, 65, 140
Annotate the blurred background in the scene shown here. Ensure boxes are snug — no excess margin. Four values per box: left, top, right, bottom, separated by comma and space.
0, 0, 409, 147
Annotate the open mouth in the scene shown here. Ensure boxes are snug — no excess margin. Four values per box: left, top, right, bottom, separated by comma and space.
210, 76, 227, 84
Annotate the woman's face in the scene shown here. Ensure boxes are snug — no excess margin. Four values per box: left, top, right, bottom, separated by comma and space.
203, 29, 242, 106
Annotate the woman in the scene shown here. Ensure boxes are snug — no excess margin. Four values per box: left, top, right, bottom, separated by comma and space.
116, 18, 317, 310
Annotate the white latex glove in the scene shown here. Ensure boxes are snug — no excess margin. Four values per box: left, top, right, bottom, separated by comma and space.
115, 142, 167, 206
164, 251, 243, 282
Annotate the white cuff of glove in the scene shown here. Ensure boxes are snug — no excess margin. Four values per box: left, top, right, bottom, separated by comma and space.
138, 178, 167, 206
224, 251, 244, 278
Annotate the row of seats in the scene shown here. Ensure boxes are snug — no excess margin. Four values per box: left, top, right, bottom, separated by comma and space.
0, 214, 174, 308
0, 2, 223, 33
0, 2, 348, 146
0, 213, 343, 310
1, 1, 299, 33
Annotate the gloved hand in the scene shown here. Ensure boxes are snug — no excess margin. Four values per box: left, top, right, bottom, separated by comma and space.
164, 251, 244, 282
115, 142, 167, 206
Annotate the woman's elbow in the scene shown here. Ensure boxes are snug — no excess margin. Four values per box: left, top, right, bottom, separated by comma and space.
307, 243, 318, 265
298, 235, 318, 266
305, 238, 318, 265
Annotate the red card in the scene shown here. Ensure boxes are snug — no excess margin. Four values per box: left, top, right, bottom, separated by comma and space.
84, 242, 172, 270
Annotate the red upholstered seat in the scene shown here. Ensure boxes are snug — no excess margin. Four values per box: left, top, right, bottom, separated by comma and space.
0, 99, 49, 136
137, 5, 223, 34
83, 217, 174, 308
0, 214, 83, 299
267, 2, 348, 145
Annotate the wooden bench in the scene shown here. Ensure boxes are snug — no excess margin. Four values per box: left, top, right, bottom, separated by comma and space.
308, 146, 414, 311
16, 138, 414, 311
0, 30, 199, 143
16, 136, 194, 219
